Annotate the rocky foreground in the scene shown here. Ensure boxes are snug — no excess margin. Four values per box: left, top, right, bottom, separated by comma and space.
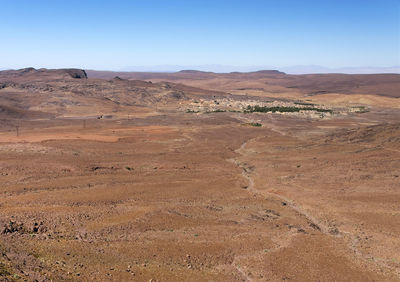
0, 68, 399, 281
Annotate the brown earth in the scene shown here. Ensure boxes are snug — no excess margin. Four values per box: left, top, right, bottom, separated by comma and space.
87, 70, 400, 98
0, 68, 399, 281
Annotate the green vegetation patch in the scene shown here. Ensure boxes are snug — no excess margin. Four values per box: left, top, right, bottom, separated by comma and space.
248, 122, 262, 127
186, 109, 199, 113
244, 105, 332, 113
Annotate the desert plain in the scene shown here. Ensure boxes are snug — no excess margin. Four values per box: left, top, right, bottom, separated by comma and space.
0, 68, 399, 281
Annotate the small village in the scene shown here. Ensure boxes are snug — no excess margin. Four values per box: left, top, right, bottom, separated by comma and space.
182, 97, 368, 119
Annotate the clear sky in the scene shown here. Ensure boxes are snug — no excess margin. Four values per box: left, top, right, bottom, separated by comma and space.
0, 0, 399, 71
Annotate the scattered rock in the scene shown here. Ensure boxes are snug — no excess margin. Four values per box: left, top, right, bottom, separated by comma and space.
2, 221, 24, 234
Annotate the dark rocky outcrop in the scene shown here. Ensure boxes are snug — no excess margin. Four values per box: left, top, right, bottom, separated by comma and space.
64, 69, 87, 79
0, 68, 88, 81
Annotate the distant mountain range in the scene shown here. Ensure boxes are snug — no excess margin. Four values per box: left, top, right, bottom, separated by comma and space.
280, 65, 400, 74
120, 65, 400, 74
1, 65, 398, 75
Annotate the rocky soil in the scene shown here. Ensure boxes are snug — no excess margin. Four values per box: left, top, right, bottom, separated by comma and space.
0, 68, 399, 281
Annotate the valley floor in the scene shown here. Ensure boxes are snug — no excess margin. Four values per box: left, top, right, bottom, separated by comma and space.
0, 110, 399, 281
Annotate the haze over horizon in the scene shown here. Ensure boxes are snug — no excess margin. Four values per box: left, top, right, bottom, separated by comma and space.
1, 65, 400, 75
110, 64, 400, 74
1, 0, 399, 73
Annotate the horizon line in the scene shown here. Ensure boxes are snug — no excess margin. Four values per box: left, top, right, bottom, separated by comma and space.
1, 65, 400, 75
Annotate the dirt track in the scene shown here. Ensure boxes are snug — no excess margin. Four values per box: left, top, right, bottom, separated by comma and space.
0, 112, 399, 281
0, 68, 399, 281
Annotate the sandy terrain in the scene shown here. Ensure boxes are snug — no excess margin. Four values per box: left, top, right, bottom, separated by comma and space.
0, 68, 399, 281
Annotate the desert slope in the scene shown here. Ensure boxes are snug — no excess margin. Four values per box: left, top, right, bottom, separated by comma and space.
0, 68, 399, 281
87, 69, 400, 98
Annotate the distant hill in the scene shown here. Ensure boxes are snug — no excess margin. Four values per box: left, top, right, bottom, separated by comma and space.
0, 68, 229, 119
0, 68, 87, 83
87, 70, 400, 98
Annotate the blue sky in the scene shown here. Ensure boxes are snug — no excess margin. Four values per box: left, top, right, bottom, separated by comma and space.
0, 0, 399, 71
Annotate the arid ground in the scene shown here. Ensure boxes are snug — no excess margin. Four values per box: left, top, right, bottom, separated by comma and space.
0, 68, 399, 281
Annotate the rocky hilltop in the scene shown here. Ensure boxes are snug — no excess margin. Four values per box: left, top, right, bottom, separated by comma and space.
0, 68, 87, 82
